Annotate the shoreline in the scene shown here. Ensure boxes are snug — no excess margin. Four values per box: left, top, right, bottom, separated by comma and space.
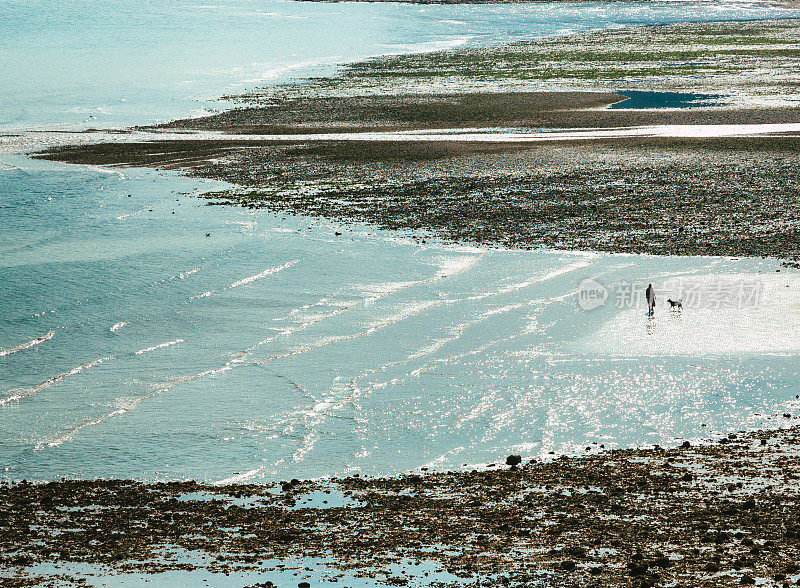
33, 18, 800, 260
34, 130, 800, 260
5, 421, 800, 586
8, 15, 800, 586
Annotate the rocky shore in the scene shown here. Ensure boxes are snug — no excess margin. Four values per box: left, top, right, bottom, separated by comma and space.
4, 424, 800, 586
13, 18, 800, 586
36, 134, 800, 260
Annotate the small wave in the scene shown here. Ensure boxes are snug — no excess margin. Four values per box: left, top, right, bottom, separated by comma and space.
115, 203, 158, 220
42, 408, 128, 449
110, 322, 127, 332
134, 339, 184, 355
386, 37, 470, 56
180, 268, 200, 279
366, 300, 440, 334
436, 254, 481, 279
0, 356, 112, 405
361, 281, 419, 303
39, 363, 234, 448
215, 466, 265, 485
242, 60, 322, 84
228, 259, 300, 288
0, 331, 55, 357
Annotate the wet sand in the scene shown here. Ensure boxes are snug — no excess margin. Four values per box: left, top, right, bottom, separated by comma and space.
155, 94, 800, 135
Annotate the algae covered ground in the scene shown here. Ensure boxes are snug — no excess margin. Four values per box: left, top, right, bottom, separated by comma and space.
222, 19, 800, 107
6, 425, 800, 587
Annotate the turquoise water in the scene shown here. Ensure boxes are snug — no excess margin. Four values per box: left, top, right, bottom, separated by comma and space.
3, 0, 798, 130
2, 0, 800, 484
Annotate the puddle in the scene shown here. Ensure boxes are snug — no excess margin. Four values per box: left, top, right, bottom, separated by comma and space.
177, 483, 359, 510
611, 90, 724, 109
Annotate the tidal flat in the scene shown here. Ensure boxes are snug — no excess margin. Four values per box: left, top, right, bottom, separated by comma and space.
5, 425, 800, 587
17, 15, 800, 587
37, 20, 800, 261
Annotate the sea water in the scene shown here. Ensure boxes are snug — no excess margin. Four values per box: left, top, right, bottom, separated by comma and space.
3, 0, 799, 130
2, 0, 800, 484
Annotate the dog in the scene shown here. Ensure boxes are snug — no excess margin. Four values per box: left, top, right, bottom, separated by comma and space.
667, 298, 683, 311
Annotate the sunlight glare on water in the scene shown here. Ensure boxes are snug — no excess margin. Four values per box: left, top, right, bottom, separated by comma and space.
1, 158, 799, 483
2, 0, 800, 483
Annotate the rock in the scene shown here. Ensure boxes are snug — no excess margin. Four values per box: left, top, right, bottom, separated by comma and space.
298, 582, 311, 588
740, 574, 756, 585
565, 546, 587, 557
652, 555, 671, 568
628, 562, 648, 576
506, 455, 522, 467
681, 441, 691, 448
559, 560, 576, 571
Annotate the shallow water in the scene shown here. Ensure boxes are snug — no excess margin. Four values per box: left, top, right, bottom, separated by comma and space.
1, 155, 799, 484
2, 0, 799, 130
610, 90, 724, 109
3, 0, 800, 485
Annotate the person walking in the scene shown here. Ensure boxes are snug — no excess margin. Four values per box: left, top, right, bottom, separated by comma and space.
646, 283, 656, 316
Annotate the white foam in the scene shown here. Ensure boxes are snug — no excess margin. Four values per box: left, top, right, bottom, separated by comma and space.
0, 356, 112, 405
214, 466, 265, 485
110, 322, 127, 332
228, 259, 300, 288
436, 254, 481, 279
242, 60, 323, 84
42, 408, 128, 449
179, 268, 200, 279
0, 331, 55, 357
134, 339, 184, 355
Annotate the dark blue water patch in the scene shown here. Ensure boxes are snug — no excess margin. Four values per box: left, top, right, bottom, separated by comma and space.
610, 90, 724, 110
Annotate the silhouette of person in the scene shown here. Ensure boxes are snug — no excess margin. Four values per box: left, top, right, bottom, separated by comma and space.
646, 283, 656, 316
